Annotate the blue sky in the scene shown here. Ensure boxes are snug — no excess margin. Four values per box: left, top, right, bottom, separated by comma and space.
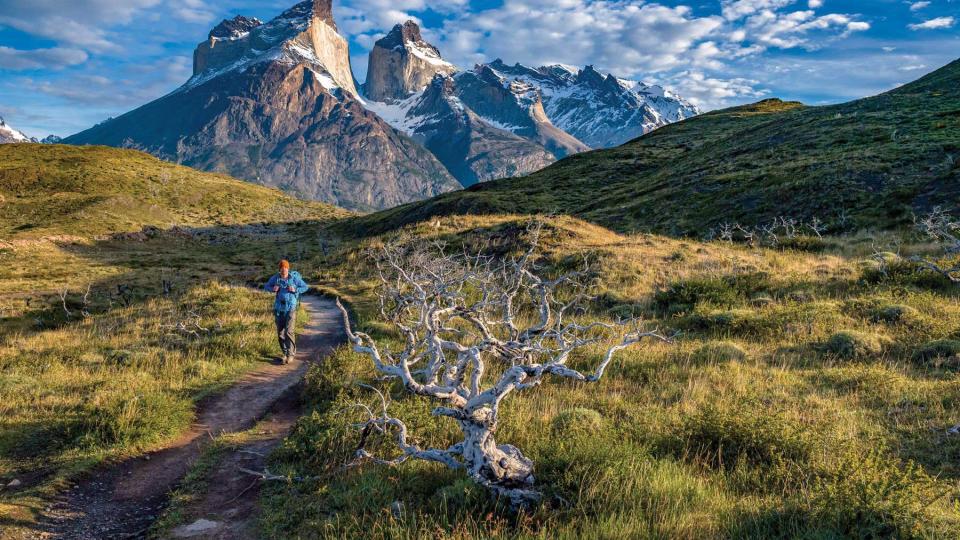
0, 0, 957, 137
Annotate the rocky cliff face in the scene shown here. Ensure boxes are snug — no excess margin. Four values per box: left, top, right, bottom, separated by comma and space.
453, 65, 590, 158
362, 22, 578, 186
403, 76, 554, 185
364, 21, 457, 103
483, 61, 701, 148
66, 0, 459, 211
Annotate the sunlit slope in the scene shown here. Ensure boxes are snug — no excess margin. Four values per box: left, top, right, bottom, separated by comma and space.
0, 144, 350, 239
351, 58, 960, 236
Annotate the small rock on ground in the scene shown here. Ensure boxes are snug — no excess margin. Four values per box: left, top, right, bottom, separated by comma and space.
172, 518, 224, 538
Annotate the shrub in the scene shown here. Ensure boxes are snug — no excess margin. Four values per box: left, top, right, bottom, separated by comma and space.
912, 339, 960, 365
551, 408, 605, 436
731, 450, 956, 539
672, 402, 814, 473
690, 341, 749, 364
824, 331, 889, 359
871, 304, 919, 324
861, 257, 954, 290
777, 236, 834, 253
807, 449, 952, 539
654, 273, 771, 314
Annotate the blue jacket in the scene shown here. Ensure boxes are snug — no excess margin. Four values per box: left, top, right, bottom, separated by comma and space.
265, 271, 309, 314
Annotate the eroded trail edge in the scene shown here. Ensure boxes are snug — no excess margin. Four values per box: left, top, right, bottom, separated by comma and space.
37, 296, 345, 540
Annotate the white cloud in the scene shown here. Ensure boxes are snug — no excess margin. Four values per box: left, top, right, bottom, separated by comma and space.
739, 9, 870, 49
808, 0, 824, 8
721, 0, 794, 21
668, 70, 768, 108
909, 2, 931, 11
0, 46, 89, 70
0, 1, 161, 51
908, 17, 955, 30
428, 1, 725, 76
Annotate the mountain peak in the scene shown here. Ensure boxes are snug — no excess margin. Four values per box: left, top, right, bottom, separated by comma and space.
577, 65, 605, 86
189, 0, 357, 96
278, 0, 337, 30
379, 20, 427, 50
365, 20, 457, 102
0, 116, 31, 143
209, 15, 262, 40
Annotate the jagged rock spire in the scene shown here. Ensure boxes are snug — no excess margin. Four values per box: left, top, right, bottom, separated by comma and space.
208, 15, 262, 40
311, 0, 336, 30
364, 20, 457, 103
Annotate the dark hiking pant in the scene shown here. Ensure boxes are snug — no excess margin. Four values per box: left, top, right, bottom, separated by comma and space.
275, 309, 297, 358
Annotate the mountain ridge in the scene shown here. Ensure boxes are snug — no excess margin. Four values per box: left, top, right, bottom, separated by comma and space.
346, 57, 960, 236
65, 0, 461, 212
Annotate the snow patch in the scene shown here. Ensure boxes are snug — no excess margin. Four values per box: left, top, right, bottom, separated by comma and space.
406, 41, 456, 70
0, 117, 30, 142
362, 90, 432, 135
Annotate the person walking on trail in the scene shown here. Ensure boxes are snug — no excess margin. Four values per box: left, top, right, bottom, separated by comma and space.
264, 260, 309, 364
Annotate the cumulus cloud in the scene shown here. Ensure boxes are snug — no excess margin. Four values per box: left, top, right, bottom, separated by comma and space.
0, 46, 89, 70
667, 70, 768, 108
447, 2, 723, 75
908, 17, 955, 30
909, 1, 931, 11
721, 0, 795, 21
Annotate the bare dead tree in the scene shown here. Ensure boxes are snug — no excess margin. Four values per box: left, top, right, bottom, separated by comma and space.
58, 288, 72, 318
807, 217, 825, 239
911, 208, 960, 282
718, 222, 735, 243
734, 224, 756, 248
779, 217, 799, 239
759, 220, 780, 246
337, 224, 671, 506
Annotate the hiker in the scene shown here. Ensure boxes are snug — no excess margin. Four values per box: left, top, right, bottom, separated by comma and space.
264, 260, 309, 364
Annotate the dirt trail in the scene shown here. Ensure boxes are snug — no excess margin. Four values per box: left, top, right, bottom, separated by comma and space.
35, 296, 345, 540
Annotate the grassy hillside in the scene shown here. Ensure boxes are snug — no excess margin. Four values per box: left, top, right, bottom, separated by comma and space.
255, 215, 960, 538
0, 144, 347, 535
349, 58, 960, 237
0, 144, 348, 240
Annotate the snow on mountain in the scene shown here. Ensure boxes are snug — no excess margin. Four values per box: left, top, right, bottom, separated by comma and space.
0, 117, 32, 143
483, 60, 700, 148
65, 0, 460, 211
187, 0, 357, 96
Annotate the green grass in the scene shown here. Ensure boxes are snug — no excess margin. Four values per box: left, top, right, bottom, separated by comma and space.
257, 215, 960, 539
346, 57, 960, 237
0, 144, 348, 535
0, 144, 347, 240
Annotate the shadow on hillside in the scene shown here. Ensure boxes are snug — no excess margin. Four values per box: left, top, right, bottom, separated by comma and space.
0, 219, 338, 340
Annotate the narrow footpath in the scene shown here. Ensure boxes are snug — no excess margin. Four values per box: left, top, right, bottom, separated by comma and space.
35, 296, 345, 540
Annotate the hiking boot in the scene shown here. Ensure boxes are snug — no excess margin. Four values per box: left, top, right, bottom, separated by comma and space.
284, 354, 293, 365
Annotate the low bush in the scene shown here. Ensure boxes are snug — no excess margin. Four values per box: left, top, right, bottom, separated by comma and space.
871, 303, 920, 324
551, 408, 605, 436
669, 402, 815, 482
806, 449, 954, 539
689, 341, 749, 364
824, 331, 890, 360
654, 272, 771, 314
912, 339, 960, 366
